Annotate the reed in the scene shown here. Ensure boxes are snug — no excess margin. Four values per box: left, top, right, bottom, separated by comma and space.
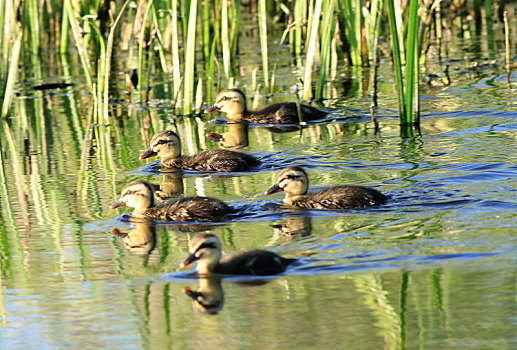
315, 0, 336, 100
102, 0, 132, 122
182, 0, 198, 114
404, 0, 420, 125
339, 0, 362, 66
230, 0, 241, 58
171, 0, 182, 109
65, 0, 94, 93
1, 30, 21, 118
221, 0, 231, 80
386, 0, 421, 133
257, 0, 269, 92
137, 0, 154, 104
302, 0, 323, 101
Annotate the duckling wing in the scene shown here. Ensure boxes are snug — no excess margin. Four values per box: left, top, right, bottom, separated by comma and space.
301, 186, 387, 210
248, 102, 326, 124
218, 250, 295, 275
184, 150, 259, 172
147, 196, 234, 222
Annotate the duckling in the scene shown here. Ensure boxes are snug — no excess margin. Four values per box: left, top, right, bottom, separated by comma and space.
205, 89, 327, 124
265, 166, 387, 209
110, 180, 235, 222
140, 130, 260, 172
180, 233, 296, 275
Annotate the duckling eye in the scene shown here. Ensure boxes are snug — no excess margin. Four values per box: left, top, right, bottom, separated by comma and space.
157, 140, 166, 145
220, 96, 229, 101
285, 175, 300, 180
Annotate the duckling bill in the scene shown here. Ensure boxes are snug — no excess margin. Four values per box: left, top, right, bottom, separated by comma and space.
180, 233, 295, 275
265, 166, 387, 209
110, 180, 235, 222
140, 130, 260, 172
205, 89, 327, 124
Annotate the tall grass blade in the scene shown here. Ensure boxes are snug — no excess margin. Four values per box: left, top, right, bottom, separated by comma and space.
315, 0, 335, 99
257, 0, 269, 92
404, 0, 420, 125
221, 0, 231, 80
103, 0, 132, 122
302, 0, 323, 100
340, 0, 362, 66
1, 31, 22, 118
65, 0, 94, 93
171, 0, 182, 109
386, 0, 406, 121
230, 0, 241, 58
183, 0, 198, 114
137, 0, 154, 103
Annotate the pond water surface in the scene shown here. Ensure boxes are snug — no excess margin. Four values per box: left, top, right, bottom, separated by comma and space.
1, 21, 517, 349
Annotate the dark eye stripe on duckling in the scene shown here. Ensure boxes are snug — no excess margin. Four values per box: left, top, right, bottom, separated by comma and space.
124, 191, 146, 197
217, 96, 238, 103
196, 242, 217, 251
152, 139, 173, 147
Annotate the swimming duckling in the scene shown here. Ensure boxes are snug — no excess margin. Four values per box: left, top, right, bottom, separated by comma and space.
140, 130, 260, 172
180, 233, 296, 275
205, 89, 327, 124
110, 180, 235, 222
265, 166, 387, 209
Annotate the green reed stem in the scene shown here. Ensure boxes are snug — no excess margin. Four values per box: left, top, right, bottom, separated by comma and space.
221, 0, 231, 80
404, 0, 420, 125
152, 5, 171, 73
65, 0, 94, 93
171, 0, 182, 105
207, 31, 220, 103
60, 0, 70, 54
292, 0, 304, 58
340, 0, 361, 66
103, 0, 131, 122
138, 0, 154, 103
230, 0, 241, 58
1, 30, 21, 118
316, 0, 335, 99
387, 0, 406, 121
203, 0, 210, 62
25, 0, 40, 53
257, 0, 269, 92
302, 0, 323, 101
183, 0, 198, 114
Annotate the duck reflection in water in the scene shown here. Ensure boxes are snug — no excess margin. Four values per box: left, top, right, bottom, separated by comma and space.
150, 172, 184, 201
271, 215, 312, 239
180, 233, 296, 276
111, 221, 156, 255
182, 276, 224, 315
206, 121, 249, 150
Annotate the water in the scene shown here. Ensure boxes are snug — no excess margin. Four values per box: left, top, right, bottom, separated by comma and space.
1, 30, 517, 350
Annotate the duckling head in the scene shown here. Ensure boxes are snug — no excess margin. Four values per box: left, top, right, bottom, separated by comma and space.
110, 180, 156, 216
140, 130, 182, 161
265, 166, 309, 200
180, 233, 222, 274
205, 89, 247, 118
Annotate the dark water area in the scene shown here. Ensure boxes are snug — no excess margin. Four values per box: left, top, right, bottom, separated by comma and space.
1, 16, 517, 350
